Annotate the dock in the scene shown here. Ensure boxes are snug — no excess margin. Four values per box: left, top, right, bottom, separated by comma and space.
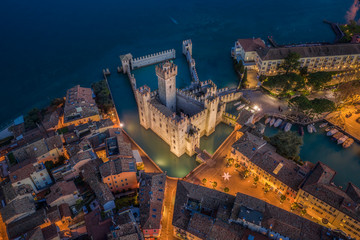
323, 20, 345, 43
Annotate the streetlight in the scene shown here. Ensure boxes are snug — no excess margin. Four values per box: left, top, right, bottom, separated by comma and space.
120, 123, 124, 128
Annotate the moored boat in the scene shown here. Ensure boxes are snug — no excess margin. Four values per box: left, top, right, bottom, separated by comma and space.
319, 122, 328, 128
284, 123, 292, 132
311, 124, 317, 133
325, 127, 332, 132
269, 118, 276, 127
274, 119, 283, 128
279, 121, 287, 130
307, 124, 313, 133
265, 117, 271, 125
327, 129, 338, 136
237, 104, 246, 110
332, 132, 343, 141
298, 126, 304, 136
343, 138, 354, 148
234, 102, 242, 106
337, 135, 349, 144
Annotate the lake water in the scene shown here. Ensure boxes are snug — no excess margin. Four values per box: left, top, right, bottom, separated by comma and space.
0, 0, 357, 178
264, 124, 360, 187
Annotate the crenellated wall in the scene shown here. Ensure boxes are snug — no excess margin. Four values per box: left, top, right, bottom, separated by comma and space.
131, 49, 176, 69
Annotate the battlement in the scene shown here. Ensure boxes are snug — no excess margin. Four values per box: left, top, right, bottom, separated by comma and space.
156, 61, 178, 79
189, 109, 207, 122
176, 89, 203, 103
137, 85, 151, 96
132, 49, 175, 62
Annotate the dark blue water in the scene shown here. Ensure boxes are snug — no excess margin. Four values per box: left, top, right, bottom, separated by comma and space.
0, 0, 356, 178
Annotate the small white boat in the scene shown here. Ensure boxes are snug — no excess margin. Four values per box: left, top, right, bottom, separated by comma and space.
284, 123, 292, 132
269, 118, 276, 127
274, 119, 283, 128
311, 124, 317, 133
237, 104, 246, 110
319, 122, 328, 128
307, 125, 313, 133
265, 117, 271, 125
234, 102, 242, 106
337, 135, 349, 144
327, 129, 338, 136
343, 138, 354, 148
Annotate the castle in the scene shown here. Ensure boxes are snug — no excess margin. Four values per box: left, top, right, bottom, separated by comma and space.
121, 40, 242, 157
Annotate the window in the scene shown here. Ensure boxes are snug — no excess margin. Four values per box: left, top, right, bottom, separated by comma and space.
125, 178, 127, 181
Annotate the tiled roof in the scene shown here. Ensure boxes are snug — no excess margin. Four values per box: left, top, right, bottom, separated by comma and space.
139, 173, 166, 230
59, 203, 72, 218
109, 210, 142, 240
64, 85, 99, 123
250, 151, 305, 191
231, 191, 347, 240
81, 160, 114, 206
41, 224, 58, 240
46, 181, 77, 205
69, 149, 97, 166
237, 38, 266, 52
25, 227, 45, 240
9, 159, 37, 183
7, 209, 46, 239
107, 129, 133, 158
0, 197, 35, 223
12, 135, 62, 161
99, 158, 136, 178
85, 208, 112, 240
232, 132, 268, 159
46, 206, 61, 223
256, 43, 360, 61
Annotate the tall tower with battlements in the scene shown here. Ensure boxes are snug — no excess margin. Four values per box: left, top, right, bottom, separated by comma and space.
156, 62, 177, 112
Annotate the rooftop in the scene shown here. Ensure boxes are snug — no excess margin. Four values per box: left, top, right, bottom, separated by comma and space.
45, 181, 78, 205
257, 43, 360, 61
139, 173, 166, 230
99, 158, 137, 178
237, 38, 266, 52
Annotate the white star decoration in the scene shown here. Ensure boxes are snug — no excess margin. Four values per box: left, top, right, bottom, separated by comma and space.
222, 172, 231, 181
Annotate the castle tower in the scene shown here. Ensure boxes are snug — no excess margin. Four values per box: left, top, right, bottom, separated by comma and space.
156, 62, 177, 112
204, 97, 220, 136
119, 53, 133, 74
182, 39, 192, 56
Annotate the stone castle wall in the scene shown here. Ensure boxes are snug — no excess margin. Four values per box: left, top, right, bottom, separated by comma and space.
131, 49, 176, 69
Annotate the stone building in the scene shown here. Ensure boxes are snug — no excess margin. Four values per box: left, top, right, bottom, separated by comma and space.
233, 38, 360, 75
135, 62, 226, 157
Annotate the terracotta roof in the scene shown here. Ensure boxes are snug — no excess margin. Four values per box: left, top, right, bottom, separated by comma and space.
81, 160, 115, 206
7, 209, 46, 239
257, 43, 360, 61
139, 173, 166, 230
46, 181, 77, 205
64, 85, 99, 123
109, 210, 142, 240
59, 203, 72, 218
85, 208, 112, 240
237, 38, 266, 52
0, 197, 35, 223
9, 159, 37, 183
99, 158, 136, 178
232, 132, 268, 159
250, 151, 306, 191
46, 206, 61, 223
236, 109, 254, 126
41, 224, 59, 240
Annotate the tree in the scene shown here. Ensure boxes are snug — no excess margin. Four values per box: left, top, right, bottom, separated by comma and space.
224, 187, 229, 193
212, 181, 217, 189
278, 52, 301, 74
291, 202, 299, 211
280, 195, 286, 203
202, 178, 207, 185
50, 98, 65, 107
270, 131, 303, 160
334, 80, 360, 106
240, 68, 248, 89
24, 108, 41, 130
307, 72, 332, 90
254, 176, 259, 183
301, 209, 307, 215
299, 66, 308, 77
